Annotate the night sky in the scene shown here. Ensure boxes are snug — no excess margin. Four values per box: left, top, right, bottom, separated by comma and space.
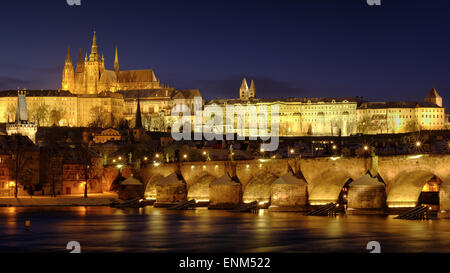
0, 0, 449, 109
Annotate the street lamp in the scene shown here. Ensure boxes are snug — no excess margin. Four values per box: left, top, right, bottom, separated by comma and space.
416, 141, 421, 147
364, 145, 369, 151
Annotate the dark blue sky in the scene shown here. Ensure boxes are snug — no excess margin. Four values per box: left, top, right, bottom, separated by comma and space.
0, 0, 449, 109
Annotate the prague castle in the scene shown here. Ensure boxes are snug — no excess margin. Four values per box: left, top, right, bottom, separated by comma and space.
0, 32, 446, 137
0, 32, 200, 129
206, 78, 446, 136
62, 31, 161, 94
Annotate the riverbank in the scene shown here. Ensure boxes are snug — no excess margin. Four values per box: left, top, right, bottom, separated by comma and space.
0, 193, 119, 207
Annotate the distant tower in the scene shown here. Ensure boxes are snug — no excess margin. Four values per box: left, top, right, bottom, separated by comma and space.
425, 87, 443, 107
114, 46, 119, 74
75, 49, 84, 73
74, 49, 85, 94
249, 80, 256, 99
85, 31, 101, 94
135, 96, 143, 129
6, 89, 38, 143
132, 95, 145, 142
239, 78, 249, 100
62, 46, 75, 91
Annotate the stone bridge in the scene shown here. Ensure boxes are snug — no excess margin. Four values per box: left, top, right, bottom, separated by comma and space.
139, 154, 450, 213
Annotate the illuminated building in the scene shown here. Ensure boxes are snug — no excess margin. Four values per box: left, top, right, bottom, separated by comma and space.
206, 80, 446, 137
206, 78, 359, 137
357, 88, 445, 134
62, 32, 161, 94
0, 32, 201, 129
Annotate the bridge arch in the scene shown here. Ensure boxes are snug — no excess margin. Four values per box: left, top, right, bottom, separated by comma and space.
144, 174, 164, 200
243, 173, 278, 204
187, 173, 217, 202
308, 169, 355, 205
386, 169, 442, 208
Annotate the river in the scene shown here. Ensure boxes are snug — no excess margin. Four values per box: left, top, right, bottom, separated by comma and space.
0, 207, 449, 253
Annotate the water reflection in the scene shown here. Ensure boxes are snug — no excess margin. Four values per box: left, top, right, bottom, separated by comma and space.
0, 207, 450, 253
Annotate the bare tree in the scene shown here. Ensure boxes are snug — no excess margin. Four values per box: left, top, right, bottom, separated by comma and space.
89, 106, 109, 128
29, 102, 49, 126
357, 114, 373, 134
8, 138, 35, 198
151, 113, 166, 132
50, 107, 67, 126
50, 156, 63, 197
4, 103, 16, 121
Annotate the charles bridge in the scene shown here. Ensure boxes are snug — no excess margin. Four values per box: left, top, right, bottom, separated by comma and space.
136, 154, 450, 215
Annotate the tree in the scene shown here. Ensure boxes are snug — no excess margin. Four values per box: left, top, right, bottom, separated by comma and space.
50, 156, 63, 197
143, 114, 152, 130
8, 136, 36, 198
357, 114, 373, 134
79, 144, 100, 198
50, 107, 67, 126
4, 103, 16, 122
151, 113, 166, 132
29, 103, 49, 126
405, 118, 421, 133
89, 106, 108, 128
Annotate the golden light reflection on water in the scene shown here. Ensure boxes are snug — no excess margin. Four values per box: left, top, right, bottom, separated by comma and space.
1, 207, 450, 252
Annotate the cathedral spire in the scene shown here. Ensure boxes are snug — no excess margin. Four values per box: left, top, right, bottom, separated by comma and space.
240, 78, 248, 90
93, 30, 97, 47
90, 30, 99, 60
75, 49, 84, 73
249, 80, 256, 98
135, 94, 143, 129
114, 46, 119, 73
62, 47, 74, 91
65, 46, 72, 64
239, 77, 249, 100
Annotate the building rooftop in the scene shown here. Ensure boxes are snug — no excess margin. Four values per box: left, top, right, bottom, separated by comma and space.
207, 97, 361, 105
426, 87, 442, 99
120, 89, 202, 100
0, 90, 77, 97
358, 101, 443, 109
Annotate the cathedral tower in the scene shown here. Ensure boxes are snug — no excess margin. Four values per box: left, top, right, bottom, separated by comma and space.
249, 80, 256, 99
85, 31, 101, 94
114, 46, 119, 74
239, 78, 249, 100
62, 47, 75, 91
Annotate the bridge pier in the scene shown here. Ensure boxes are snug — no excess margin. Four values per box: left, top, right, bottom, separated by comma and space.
187, 175, 216, 203
137, 155, 450, 213
346, 174, 386, 215
154, 173, 187, 207
243, 174, 277, 205
269, 172, 308, 212
209, 175, 241, 209
439, 179, 450, 218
